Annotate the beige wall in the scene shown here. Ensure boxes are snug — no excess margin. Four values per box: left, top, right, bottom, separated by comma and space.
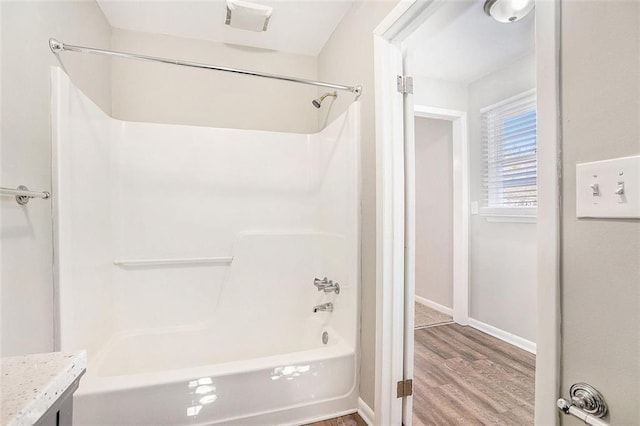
317, 1, 397, 409
111, 28, 318, 133
411, 52, 537, 342
561, 1, 640, 424
412, 76, 468, 112
0, 0, 111, 356
468, 54, 537, 343
414, 117, 453, 308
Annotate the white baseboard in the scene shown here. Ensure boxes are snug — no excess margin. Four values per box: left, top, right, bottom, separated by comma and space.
415, 295, 453, 316
288, 409, 357, 426
357, 398, 374, 426
467, 318, 536, 354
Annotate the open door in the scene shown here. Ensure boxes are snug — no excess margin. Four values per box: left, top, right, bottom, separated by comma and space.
373, 29, 410, 425
373, 3, 436, 425
401, 71, 416, 426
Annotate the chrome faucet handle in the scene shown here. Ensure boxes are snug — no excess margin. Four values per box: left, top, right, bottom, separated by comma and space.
313, 277, 340, 294
314, 277, 329, 288
323, 282, 340, 294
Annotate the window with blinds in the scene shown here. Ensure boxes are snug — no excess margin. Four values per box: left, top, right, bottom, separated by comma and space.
481, 89, 537, 216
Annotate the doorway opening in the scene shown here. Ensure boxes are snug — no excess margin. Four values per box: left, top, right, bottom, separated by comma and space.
406, 3, 538, 424
373, 1, 560, 425
412, 114, 456, 333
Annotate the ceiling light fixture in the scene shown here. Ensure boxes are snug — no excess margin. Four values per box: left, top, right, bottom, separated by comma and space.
483, 0, 535, 23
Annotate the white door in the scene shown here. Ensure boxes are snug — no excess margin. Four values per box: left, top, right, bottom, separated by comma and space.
372, 32, 410, 425
401, 72, 416, 426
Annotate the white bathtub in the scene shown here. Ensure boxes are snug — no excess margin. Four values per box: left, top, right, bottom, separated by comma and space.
73, 232, 359, 425
74, 325, 356, 425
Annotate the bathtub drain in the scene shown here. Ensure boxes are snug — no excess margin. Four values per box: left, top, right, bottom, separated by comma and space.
322, 331, 329, 345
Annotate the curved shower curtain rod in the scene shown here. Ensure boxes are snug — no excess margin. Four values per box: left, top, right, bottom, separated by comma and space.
49, 38, 362, 99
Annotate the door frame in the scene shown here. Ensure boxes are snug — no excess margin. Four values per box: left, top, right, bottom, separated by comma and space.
412, 106, 469, 325
373, 1, 562, 425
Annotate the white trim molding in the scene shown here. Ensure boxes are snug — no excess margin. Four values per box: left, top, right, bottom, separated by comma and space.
414, 295, 453, 317
481, 213, 537, 224
468, 318, 537, 354
288, 410, 358, 426
533, 1, 562, 424
357, 398, 375, 426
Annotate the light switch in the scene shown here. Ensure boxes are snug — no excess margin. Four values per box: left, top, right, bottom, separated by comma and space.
576, 155, 640, 218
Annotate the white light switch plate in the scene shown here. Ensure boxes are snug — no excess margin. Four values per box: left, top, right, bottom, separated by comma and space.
576, 155, 640, 218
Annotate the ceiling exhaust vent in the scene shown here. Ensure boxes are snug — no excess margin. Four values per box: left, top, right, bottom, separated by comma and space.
225, 0, 273, 32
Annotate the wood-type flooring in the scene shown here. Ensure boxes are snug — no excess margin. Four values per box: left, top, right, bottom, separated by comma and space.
413, 323, 535, 425
414, 303, 453, 329
307, 323, 534, 426
305, 413, 367, 426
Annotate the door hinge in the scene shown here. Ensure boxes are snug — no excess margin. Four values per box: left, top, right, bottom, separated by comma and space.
397, 379, 413, 398
396, 75, 414, 94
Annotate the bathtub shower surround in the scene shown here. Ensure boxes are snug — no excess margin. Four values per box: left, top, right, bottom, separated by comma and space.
51, 67, 360, 425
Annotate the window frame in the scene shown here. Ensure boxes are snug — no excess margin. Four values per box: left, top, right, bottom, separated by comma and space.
480, 88, 537, 221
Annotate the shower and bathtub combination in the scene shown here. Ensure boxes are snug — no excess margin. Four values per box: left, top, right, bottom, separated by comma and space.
51, 39, 361, 425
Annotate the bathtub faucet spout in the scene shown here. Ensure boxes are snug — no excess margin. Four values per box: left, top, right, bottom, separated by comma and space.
313, 302, 334, 313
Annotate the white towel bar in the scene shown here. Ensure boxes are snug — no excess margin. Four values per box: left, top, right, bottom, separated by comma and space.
1, 185, 50, 205
113, 257, 233, 267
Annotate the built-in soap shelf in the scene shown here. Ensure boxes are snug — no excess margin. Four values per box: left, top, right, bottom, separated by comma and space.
113, 256, 233, 267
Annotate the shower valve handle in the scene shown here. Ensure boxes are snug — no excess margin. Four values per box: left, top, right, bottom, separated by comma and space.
313, 277, 340, 294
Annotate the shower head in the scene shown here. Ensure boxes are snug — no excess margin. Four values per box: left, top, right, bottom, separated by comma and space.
312, 91, 337, 109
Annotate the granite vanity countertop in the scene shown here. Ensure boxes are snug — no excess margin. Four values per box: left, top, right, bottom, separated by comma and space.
1, 351, 86, 426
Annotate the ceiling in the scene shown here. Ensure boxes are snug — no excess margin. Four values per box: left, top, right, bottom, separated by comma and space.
96, 0, 353, 56
405, 0, 535, 85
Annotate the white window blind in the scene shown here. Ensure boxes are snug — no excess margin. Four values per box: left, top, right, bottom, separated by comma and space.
482, 89, 537, 215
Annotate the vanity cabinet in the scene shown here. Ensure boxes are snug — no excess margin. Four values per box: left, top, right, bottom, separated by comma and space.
1, 351, 86, 426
